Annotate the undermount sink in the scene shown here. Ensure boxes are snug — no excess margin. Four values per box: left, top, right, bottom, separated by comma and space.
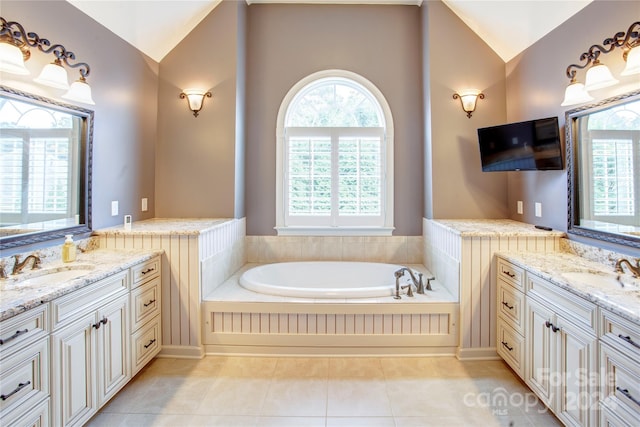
561, 271, 640, 292
7, 264, 95, 288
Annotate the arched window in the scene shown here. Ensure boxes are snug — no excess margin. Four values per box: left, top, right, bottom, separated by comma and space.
275, 70, 394, 235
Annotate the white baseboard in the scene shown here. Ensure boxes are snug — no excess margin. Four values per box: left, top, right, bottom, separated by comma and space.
456, 346, 500, 360
157, 345, 205, 359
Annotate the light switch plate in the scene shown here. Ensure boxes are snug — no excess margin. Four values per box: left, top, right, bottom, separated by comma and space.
517, 201, 523, 215
142, 198, 148, 212
535, 202, 542, 217
111, 200, 119, 216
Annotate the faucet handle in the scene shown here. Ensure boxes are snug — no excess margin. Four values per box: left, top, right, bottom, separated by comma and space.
401, 284, 414, 297
425, 277, 435, 291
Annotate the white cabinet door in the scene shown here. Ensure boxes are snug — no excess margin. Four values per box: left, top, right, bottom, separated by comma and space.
526, 296, 556, 408
556, 318, 598, 427
96, 294, 130, 407
51, 312, 96, 427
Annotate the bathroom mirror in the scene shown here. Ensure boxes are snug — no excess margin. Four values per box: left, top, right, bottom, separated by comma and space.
566, 89, 640, 249
0, 85, 93, 250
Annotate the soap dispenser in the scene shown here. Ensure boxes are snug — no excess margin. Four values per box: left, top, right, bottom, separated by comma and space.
62, 234, 76, 263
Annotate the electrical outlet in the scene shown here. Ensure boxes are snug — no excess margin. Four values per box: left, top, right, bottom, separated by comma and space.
141, 198, 148, 212
111, 200, 119, 216
535, 202, 542, 217
517, 201, 523, 215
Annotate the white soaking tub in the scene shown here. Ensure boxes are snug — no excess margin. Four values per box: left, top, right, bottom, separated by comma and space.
239, 261, 411, 298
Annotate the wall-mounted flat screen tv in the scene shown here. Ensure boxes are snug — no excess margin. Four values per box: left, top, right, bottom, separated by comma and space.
477, 117, 563, 171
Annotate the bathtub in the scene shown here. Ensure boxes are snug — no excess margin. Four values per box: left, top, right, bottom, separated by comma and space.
239, 261, 416, 298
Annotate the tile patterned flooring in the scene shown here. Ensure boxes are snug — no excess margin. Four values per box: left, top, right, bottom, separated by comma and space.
88, 356, 562, 427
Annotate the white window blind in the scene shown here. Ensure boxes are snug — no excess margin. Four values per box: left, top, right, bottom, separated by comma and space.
591, 138, 634, 216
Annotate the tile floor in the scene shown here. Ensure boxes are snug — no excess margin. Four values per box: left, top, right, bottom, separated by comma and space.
88, 356, 562, 427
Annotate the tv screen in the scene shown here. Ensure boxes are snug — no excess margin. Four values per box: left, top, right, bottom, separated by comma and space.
477, 117, 563, 171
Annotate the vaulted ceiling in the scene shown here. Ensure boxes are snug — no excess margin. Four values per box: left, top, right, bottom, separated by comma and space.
66, 0, 592, 63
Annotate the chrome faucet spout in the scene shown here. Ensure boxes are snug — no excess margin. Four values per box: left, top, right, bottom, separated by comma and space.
615, 258, 640, 278
12, 254, 42, 275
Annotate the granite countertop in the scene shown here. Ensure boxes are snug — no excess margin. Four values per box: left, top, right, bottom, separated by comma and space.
0, 248, 163, 321
498, 251, 640, 325
93, 218, 232, 236
432, 219, 566, 237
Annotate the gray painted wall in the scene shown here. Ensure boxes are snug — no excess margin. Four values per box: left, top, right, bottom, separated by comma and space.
156, 0, 245, 218
244, 4, 425, 236
505, 0, 639, 252
3, 1, 158, 232
424, 2, 508, 220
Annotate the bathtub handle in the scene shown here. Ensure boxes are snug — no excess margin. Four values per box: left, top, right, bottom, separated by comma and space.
401, 284, 414, 297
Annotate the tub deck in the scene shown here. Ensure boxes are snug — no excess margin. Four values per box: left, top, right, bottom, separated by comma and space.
202, 264, 460, 356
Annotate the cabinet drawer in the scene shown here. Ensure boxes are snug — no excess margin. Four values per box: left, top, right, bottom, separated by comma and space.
497, 258, 524, 291
600, 309, 640, 360
50, 270, 128, 330
131, 316, 161, 375
526, 272, 597, 334
600, 399, 640, 427
0, 337, 49, 421
600, 341, 640, 420
497, 319, 524, 377
0, 305, 48, 356
497, 280, 524, 334
130, 277, 161, 332
4, 397, 50, 427
131, 257, 160, 288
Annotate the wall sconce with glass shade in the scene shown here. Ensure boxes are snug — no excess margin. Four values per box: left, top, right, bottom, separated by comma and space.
180, 89, 212, 117
0, 17, 94, 105
453, 89, 484, 118
561, 21, 640, 107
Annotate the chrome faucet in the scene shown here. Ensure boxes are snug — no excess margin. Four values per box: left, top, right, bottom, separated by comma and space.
394, 267, 435, 295
615, 258, 640, 278
12, 254, 42, 275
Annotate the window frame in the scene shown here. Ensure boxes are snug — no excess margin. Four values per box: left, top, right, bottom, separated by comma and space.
275, 70, 394, 236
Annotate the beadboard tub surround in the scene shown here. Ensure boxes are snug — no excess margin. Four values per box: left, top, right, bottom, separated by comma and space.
423, 219, 565, 360
95, 218, 246, 359
203, 264, 459, 355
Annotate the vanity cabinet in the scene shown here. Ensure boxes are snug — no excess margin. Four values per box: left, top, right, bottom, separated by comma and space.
496, 259, 525, 376
598, 309, 640, 426
129, 257, 161, 375
50, 271, 130, 427
0, 305, 50, 426
525, 272, 598, 427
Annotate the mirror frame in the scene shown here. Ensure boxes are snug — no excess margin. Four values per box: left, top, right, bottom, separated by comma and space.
0, 85, 93, 250
566, 89, 640, 249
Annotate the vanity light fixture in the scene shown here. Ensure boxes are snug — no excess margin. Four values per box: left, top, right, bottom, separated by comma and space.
0, 17, 94, 105
561, 21, 640, 107
180, 89, 212, 117
453, 89, 484, 118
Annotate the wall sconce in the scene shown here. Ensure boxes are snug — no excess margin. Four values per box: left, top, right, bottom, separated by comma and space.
453, 89, 484, 118
180, 90, 212, 117
561, 21, 640, 107
0, 17, 95, 105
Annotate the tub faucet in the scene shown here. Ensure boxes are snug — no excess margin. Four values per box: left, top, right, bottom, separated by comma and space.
394, 269, 404, 299
395, 267, 435, 294
615, 258, 640, 278
12, 254, 41, 275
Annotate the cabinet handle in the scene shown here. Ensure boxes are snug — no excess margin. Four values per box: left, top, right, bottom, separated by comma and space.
618, 334, 640, 349
143, 299, 156, 307
93, 317, 108, 329
0, 381, 31, 401
501, 341, 513, 351
544, 321, 560, 333
502, 270, 516, 278
616, 387, 640, 407
144, 339, 156, 349
141, 268, 155, 275
501, 301, 514, 310
0, 329, 28, 345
